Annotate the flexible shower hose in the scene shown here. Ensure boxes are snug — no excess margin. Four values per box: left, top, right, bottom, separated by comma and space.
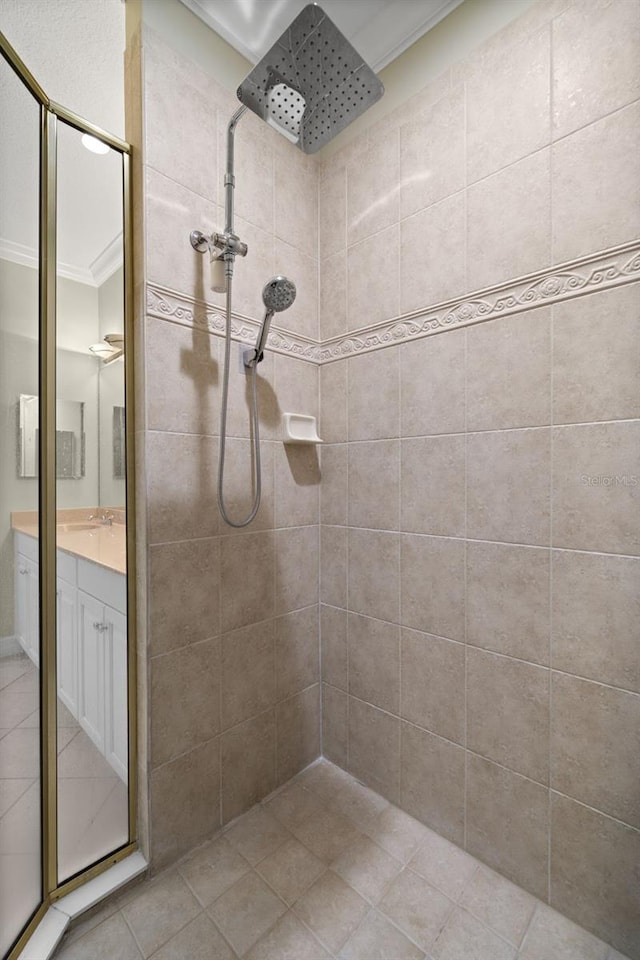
217, 276, 262, 527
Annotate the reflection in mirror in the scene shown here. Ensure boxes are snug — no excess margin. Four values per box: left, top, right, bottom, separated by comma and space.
0, 51, 42, 956
55, 119, 128, 883
18, 394, 86, 479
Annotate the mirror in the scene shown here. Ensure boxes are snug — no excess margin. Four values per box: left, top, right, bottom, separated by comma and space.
18, 394, 86, 479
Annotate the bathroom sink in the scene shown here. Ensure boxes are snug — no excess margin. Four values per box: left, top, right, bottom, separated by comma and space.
57, 523, 98, 533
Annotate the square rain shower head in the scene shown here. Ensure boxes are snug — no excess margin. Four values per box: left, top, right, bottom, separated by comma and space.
237, 4, 384, 154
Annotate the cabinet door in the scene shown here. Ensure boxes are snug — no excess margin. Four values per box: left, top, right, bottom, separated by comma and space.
77, 590, 105, 752
15, 553, 30, 655
56, 578, 78, 716
104, 606, 128, 783
14, 550, 39, 665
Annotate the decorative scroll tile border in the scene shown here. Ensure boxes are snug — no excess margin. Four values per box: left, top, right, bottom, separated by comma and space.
145, 286, 322, 362
147, 240, 640, 365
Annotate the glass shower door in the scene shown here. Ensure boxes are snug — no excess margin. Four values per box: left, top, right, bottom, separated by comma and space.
0, 49, 42, 957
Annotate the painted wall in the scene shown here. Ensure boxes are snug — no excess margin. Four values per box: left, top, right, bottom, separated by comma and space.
318, 1, 640, 956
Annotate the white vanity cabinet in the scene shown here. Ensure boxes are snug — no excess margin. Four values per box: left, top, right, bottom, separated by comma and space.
14, 531, 128, 783
15, 532, 40, 667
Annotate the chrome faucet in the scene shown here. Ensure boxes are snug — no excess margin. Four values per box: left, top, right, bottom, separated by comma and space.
88, 512, 114, 526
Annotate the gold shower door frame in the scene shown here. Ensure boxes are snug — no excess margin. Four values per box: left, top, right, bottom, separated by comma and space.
0, 32, 138, 960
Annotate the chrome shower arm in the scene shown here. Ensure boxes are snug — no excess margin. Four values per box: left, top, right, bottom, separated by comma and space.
225, 105, 247, 235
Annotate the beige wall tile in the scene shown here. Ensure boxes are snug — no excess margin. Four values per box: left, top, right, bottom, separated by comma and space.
349, 698, 400, 803
275, 354, 319, 425
274, 443, 320, 529
466, 26, 550, 183
400, 86, 465, 219
400, 329, 465, 437
466, 541, 550, 665
349, 529, 400, 623
552, 0, 640, 139
276, 685, 321, 785
348, 348, 399, 441
347, 132, 399, 245
349, 440, 400, 530
467, 428, 551, 546
150, 739, 221, 869
400, 629, 465, 745
467, 150, 551, 292
220, 532, 274, 632
149, 538, 220, 656
146, 432, 219, 544
400, 721, 465, 845
348, 613, 400, 714
467, 648, 550, 783
551, 550, 640, 693
466, 754, 549, 901
550, 793, 640, 959
221, 620, 276, 731
320, 360, 347, 443
552, 104, 640, 263
551, 672, 640, 827
552, 421, 640, 555
220, 709, 276, 823
218, 438, 274, 532
322, 683, 348, 767
224, 350, 278, 442
320, 162, 346, 254
234, 217, 275, 321
275, 526, 319, 614
275, 605, 319, 701
400, 535, 465, 640
552, 285, 640, 424
274, 143, 318, 260
151, 638, 220, 767
145, 317, 220, 436
321, 604, 348, 690
273, 239, 318, 342
400, 192, 466, 313
228, 110, 275, 235
145, 169, 223, 307
400, 436, 465, 537
321, 525, 348, 608
466, 309, 551, 431
320, 251, 347, 341
347, 225, 400, 328
321, 444, 348, 526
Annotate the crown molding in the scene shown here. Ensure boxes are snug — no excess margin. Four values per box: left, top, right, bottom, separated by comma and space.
146, 240, 640, 365
0, 237, 95, 286
90, 232, 123, 286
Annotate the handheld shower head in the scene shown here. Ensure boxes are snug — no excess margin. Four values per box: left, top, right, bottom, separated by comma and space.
250, 276, 296, 365
262, 276, 296, 314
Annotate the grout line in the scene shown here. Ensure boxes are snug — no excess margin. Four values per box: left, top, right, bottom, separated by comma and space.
463, 323, 469, 853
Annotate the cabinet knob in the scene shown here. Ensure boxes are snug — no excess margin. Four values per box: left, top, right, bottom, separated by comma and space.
93, 621, 108, 632
19, 568, 28, 575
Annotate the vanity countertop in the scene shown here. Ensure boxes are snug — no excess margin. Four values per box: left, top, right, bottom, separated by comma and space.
12, 509, 126, 575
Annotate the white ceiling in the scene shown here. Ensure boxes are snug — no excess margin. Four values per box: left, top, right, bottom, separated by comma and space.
178, 0, 464, 73
0, 0, 125, 284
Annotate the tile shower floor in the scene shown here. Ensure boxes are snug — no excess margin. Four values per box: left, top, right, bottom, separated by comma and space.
54, 759, 628, 960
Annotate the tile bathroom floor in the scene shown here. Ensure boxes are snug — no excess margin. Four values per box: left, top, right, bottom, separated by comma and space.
54, 759, 628, 960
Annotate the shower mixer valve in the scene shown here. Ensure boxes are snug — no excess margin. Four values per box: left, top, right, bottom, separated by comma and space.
190, 229, 248, 278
